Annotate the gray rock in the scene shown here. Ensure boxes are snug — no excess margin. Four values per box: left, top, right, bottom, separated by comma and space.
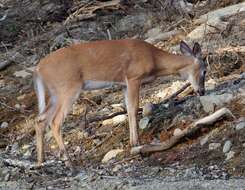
225, 151, 235, 161
199, 93, 234, 113
116, 13, 151, 33
223, 140, 232, 153
13, 70, 31, 78
102, 149, 123, 163
235, 121, 245, 131
14, 104, 21, 109
4, 173, 10, 181
145, 27, 162, 39
139, 117, 150, 130
142, 103, 154, 117
209, 143, 221, 150
200, 135, 209, 146
0, 122, 8, 128
112, 164, 122, 172
23, 149, 32, 158
11, 142, 19, 154
173, 128, 183, 136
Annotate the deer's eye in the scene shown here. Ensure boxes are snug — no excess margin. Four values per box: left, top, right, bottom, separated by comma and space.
203, 71, 206, 76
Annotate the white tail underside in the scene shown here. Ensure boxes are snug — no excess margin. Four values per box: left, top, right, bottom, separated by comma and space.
35, 75, 46, 114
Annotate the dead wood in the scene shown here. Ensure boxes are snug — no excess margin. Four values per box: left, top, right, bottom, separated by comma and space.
159, 82, 191, 104
131, 108, 235, 154
2, 158, 36, 169
88, 110, 128, 124
2, 158, 58, 170
64, 0, 121, 24
215, 46, 245, 54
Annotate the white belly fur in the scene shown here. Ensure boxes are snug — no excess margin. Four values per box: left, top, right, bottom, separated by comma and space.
83, 80, 125, 90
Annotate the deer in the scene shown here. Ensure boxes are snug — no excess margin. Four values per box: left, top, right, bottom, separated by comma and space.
33, 39, 206, 168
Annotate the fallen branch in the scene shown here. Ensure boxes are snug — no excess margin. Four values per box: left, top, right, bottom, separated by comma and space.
88, 110, 127, 124
64, 0, 121, 24
2, 158, 60, 170
0, 52, 24, 71
216, 46, 245, 54
160, 82, 191, 104
131, 107, 235, 154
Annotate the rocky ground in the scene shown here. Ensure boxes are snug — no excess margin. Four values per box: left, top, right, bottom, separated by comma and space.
0, 0, 245, 189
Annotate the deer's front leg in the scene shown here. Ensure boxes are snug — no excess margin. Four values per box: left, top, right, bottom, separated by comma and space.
125, 78, 140, 147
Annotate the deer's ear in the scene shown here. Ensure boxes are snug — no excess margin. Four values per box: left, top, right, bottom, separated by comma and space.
180, 41, 193, 56
193, 42, 202, 57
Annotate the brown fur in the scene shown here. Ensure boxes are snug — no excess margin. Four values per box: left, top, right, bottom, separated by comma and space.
34, 39, 205, 167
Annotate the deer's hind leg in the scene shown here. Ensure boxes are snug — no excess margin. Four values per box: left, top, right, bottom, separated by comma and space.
35, 97, 56, 166
49, 85, 81, 168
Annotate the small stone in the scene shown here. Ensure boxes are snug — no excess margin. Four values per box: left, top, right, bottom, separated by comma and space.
112, 164, 122, 172
200, 135, 209, 146
93, 139, 100, 145
145, 26, 162, 38
139, 117, 150, 130
14, 104, 21, 109
0, 122, 8, 128
26, 66, 35, 72
206, 78, 217, 90
75, 172, 87, 182
142, 103, 154, 117
17, 94, 26, 101
47, 186, 53, 190
223, 140, 232, 153
74, 146, 81, 155
200, 93, 234, 113
0, 79, 5, 88
83, 131, 89, 138
235, 121, 245, 131
173, 128, 183, 136
13, 70, 31, 78
209, 143, 221, 150
23, 149, 32, 158
102, 114, 127, 126
11, 142, 19, 154
111, 103, 124, 108
22, 144, 31, 150
112, 114, 127, 124
4, 173, 10, 181
225, 151, 235, 161
102, 149, 123, 163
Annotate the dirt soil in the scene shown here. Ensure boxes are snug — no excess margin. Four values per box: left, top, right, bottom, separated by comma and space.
0, 0, 245, 189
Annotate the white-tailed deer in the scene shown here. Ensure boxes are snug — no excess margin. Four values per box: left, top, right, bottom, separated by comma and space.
34, 39, 206, 167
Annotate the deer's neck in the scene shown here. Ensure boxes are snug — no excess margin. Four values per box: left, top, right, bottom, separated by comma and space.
153, 49, 193, 77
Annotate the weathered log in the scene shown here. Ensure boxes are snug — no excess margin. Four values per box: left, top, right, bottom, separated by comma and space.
131, 108, 235, 154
